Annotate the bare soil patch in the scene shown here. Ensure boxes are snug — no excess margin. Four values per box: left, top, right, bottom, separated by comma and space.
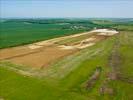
8, 46, 76, 68
0, 29, 118, 68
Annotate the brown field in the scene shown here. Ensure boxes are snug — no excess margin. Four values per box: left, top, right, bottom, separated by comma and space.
0, 29, 118, 68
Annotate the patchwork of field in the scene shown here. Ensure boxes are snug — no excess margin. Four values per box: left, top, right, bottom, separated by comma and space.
0, 19, 133, 100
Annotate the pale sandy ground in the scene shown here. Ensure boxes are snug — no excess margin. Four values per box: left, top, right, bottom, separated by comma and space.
28, 29, 118, 50
91, 29, 119, 36
27, 31, 92, 49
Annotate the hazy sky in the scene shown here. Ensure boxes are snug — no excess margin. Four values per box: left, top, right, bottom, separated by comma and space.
0, 0, 133, 18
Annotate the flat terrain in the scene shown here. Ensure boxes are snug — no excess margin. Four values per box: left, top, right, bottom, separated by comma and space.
0, 29, 117, 68
0, 19, 133, 100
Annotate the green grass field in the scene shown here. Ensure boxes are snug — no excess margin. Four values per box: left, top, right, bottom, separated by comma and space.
0, 19, 119, 49
0, 19, 133, 100
0, 19, 85, 48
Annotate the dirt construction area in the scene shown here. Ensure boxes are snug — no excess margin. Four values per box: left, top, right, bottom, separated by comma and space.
0, 29, 119, 68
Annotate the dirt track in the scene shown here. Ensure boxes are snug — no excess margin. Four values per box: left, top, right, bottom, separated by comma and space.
0, 29, 118, 68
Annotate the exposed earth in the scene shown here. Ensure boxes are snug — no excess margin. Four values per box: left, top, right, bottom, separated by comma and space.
0, 29, 119, 68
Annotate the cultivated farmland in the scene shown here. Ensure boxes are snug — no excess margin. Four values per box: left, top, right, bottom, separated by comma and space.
0, 19, 133, 100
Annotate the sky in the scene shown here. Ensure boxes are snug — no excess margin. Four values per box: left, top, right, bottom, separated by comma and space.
0, 0, 133, 18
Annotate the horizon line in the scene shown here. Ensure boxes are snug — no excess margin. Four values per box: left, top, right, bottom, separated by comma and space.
1, 17, 133, 19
